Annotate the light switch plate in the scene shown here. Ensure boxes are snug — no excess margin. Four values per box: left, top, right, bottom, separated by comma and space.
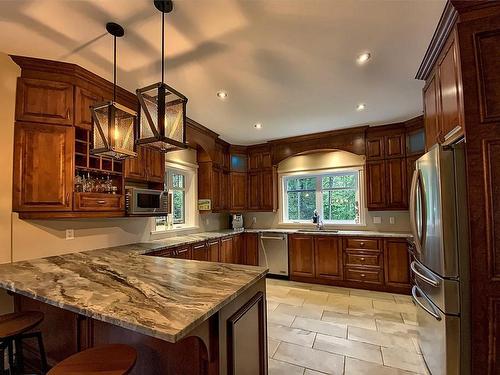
65, 229, 75, 240
373, 216, 382, 224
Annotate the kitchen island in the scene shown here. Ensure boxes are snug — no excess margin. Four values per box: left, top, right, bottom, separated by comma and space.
0, 242, 268, 375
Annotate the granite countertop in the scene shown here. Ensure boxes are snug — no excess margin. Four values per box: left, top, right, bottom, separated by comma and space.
243, 228, 412, 238
0, 242, 266, 343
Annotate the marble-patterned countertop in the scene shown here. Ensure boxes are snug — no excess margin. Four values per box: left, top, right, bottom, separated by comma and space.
243, 228, 412, 238
0, 242, 266, 343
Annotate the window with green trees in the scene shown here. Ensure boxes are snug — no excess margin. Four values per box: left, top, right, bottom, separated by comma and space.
283, 170, 361, 224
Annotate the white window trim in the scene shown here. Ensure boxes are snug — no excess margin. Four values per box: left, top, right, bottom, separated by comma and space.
278, 166, 367, 228
150, 161, 199, 235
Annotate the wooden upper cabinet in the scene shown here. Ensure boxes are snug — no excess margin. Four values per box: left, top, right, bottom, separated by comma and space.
423, 73, 440, 151
289, 235, 315, 278
385, 134, 405, 158
13, 123, 74, 211
16, 78, 74, 126
366, 160, 386, 209
261, 169, 275, 211
230, 172, 247, 211
212, 167, 222, 211
384, 239, 410, 288
314, 236, 342, 280
385, 158, 407, 209
75, 87, 101, 130
261, 152, 272, 169
438, 35, 463, 143
221, 171, 230, 211
147, 148, 165, 183
248, 153, 261, 171
366, 137, 384, 160
124, 146, 147, 181
247, 172, 261, 210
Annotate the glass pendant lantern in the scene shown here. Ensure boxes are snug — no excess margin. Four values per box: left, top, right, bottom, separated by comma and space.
91, 22, 137, 160
136, 0, 188, 152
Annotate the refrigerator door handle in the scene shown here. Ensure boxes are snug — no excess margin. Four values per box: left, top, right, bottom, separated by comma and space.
409, 169, 426, 255
412, 285, 442, 321
411, 261, 440, 287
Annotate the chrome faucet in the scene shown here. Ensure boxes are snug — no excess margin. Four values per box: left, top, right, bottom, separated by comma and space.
312, 210, 324, 230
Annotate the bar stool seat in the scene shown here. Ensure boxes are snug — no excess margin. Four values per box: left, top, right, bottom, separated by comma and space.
47, 344, 137, 375
0, 311, 47, 375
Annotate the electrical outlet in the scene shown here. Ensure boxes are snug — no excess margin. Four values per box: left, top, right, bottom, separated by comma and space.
373, 216, 382, 224
205, 218, 209, 226
389, 217, 395, 224
252, 217, 257, 224
65, 229, 75, 240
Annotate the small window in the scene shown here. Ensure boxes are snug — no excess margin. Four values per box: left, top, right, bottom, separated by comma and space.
283, 169, 363, 225
170, 171, 186, 224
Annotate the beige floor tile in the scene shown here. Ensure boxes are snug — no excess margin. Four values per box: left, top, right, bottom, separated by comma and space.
322, 310, 377, 330
304, 370, 328, 375
268, 310, 296, 326
382, 347, 427, 373
314, 333, 383, 364
275, 303, 324, 320
268, 358, 305, 375
268, 338, 281, 357
329, 295, 374, 308
310, 284, 351, 295
268, 294, 305, 307
374, 300, 416, 313
348, 305, 404, 323
401, 311, 418, 326
375, 320, 420, 337
393, 294, 414, 305
292, 316, 347, 338
345, 357, 419, 375
268, 300, 280, 312
411, 337, 422, 354
274, 342, 344, 374
349, 289, 396, 301
268, 323, 316, 347
348, 326, 415, 351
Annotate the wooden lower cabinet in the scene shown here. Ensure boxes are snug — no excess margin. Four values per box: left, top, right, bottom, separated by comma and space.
289, 234, 411, 294
208, 240, 220, 262
192, 242, 209, 261
220, 236, 235, 264
242, 233, 259, 266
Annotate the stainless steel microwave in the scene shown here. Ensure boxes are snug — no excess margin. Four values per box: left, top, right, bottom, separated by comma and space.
125, 188, 169, 215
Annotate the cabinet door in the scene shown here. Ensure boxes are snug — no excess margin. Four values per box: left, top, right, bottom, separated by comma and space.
384, 239, 410, 288
192, 243, 209, 261
261, 152, 272, 169
261, 170, 274, 211
385, 158, 407, 209
147, 148, 165, 183
438, 36, 463, 142
289, 235, 315, 278
247, 172, 261, 210
212, 168, 222, 211
208, 240, 220, 262
230, 172, 247, 211
75, 87, 101, 130
124, 146, 147, 180
366, 137, 384, 160
248, 153, 261, 171
13, 123, 74, 211
366, 160, 386, 209
16, 78, 74, 125
220, 237, 234, 264
243, 233, 259, 266
385, 134, 405, 158
233, 234, 242, 264
423, 73, 440, 150
173, 245, 192, 259
221, 171, 230, 211
314, 236, 342, 280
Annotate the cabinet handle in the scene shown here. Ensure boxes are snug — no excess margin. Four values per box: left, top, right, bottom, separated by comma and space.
360, 274, 366, 278
96, 200, 106, 204
360, 242, 365, 247
209, 241, 219, 246
360, 257, 365, 261
178, 249, 188, 254
194, 244, 206, 249
66, 109, 70, 120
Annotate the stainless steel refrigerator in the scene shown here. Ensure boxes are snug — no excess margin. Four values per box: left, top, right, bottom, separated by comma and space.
409, 141, 470, 375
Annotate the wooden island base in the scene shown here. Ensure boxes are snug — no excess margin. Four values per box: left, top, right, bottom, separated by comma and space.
13, 278, 268, 375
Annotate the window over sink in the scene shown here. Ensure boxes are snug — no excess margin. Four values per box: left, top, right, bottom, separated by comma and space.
282, 167, 364, 225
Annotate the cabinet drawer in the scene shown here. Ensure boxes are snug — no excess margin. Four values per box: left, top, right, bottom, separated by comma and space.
344, 252, 381, 268
147, 248, 174, 257
74, 193, 123, 211
344, 268, 383, 284
345, 238, 380, 251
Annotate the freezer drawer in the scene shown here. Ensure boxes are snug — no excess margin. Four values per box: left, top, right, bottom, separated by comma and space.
412, 284, 460, 375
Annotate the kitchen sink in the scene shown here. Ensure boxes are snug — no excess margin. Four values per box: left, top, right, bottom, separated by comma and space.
296, 229, 339, 233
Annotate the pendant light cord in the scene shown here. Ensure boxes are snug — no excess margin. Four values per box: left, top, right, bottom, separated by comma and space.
113, 35, 117, 102
161, 10, 165, 84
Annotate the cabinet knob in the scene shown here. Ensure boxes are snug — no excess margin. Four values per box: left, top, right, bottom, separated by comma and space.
361, 274, 366, 278
360, 242, 365, 247
360, 257, 365, 261
97, 200, 106, 204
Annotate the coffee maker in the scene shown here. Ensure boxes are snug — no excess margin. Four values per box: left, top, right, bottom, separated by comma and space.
231, 214, 244, 231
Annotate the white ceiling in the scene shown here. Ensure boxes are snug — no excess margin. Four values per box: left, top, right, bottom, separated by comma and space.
0, 0, 445, 145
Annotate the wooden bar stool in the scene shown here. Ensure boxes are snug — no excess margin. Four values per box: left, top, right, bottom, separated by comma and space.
47, 344, 137, 375
0, 311, 47, 375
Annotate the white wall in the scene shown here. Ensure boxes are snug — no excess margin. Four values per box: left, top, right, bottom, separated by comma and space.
244, 150, 411, 232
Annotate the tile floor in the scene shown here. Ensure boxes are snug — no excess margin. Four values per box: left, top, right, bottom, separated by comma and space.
266, 278, 428, 375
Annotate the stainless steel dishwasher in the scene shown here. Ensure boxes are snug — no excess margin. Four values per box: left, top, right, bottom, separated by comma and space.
258, 232, 288, 277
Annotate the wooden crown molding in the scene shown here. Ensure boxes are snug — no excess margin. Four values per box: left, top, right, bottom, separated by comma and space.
415, 1, 458, 80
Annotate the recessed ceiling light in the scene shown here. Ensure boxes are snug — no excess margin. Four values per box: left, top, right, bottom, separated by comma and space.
216, 90, 228, 99
254, 123, 262, 129
356, 103, 366, 111
356, 52, 371, 64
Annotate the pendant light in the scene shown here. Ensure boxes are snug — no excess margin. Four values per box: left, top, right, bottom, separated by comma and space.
91, 22, 137, 160
136, 0, 188, 152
